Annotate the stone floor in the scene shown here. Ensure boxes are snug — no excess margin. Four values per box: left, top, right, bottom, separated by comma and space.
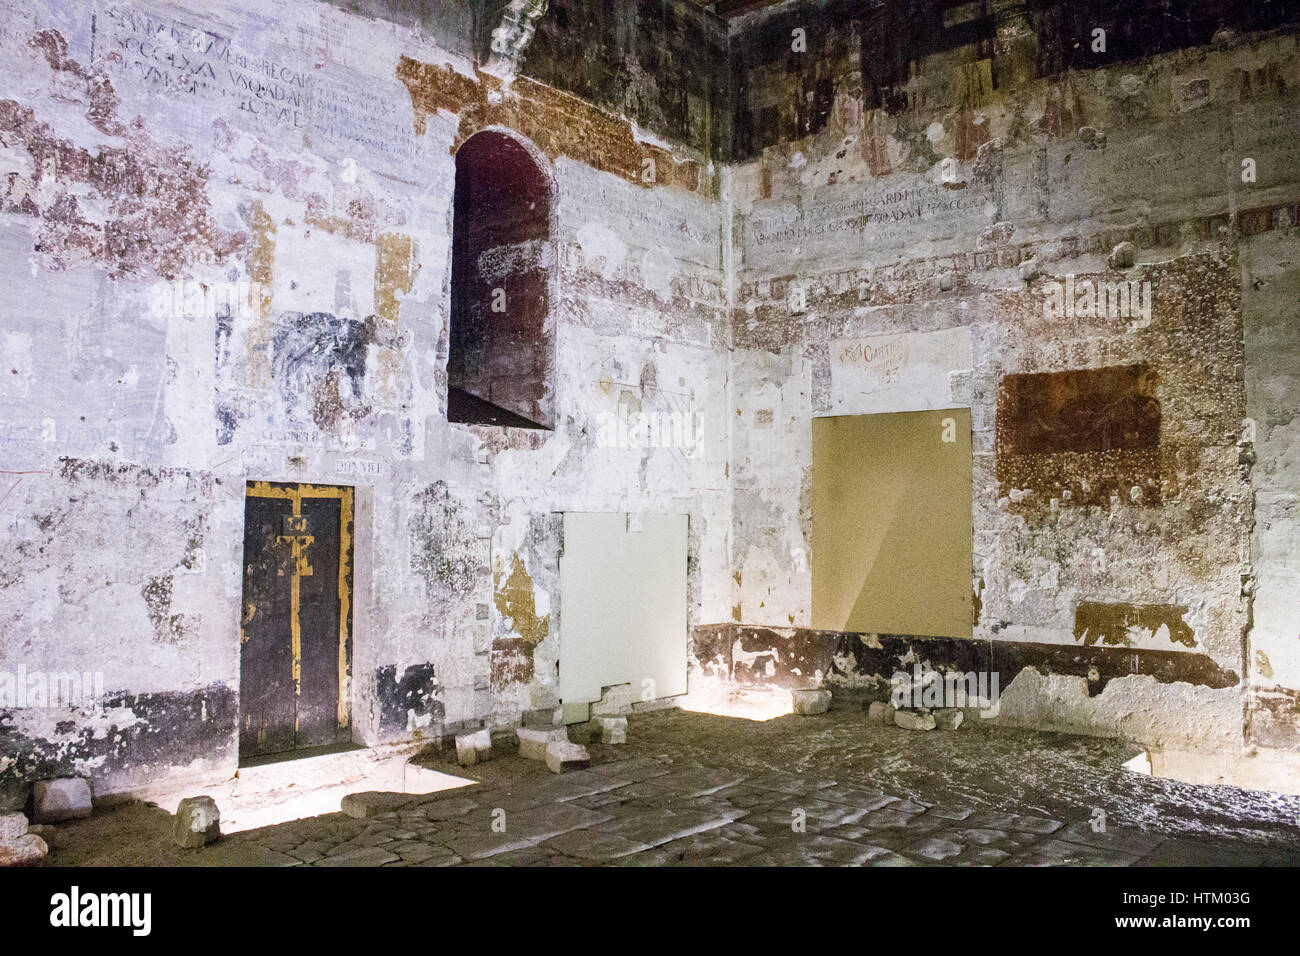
45, 707, 1300, 866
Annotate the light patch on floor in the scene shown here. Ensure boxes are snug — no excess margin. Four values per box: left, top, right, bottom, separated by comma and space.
1124, 747, 1300, 797
679, 684, 793, 721
146, 749, 473, 833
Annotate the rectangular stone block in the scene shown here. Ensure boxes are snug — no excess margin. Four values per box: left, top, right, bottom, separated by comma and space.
894, 709, 937, 731
592, 684, 634, 717
456, 728, 493, 766
868, 701, 897, 724
0, 834, 47, 867
594, 715, 627, 744
934, 708, 964, 730
173, 795, 221, 849
0, 812, 28, 843
545, 741, 591, 774
792, 688, 832, 715
32, 778, 92, 824
517, 726, 568, 761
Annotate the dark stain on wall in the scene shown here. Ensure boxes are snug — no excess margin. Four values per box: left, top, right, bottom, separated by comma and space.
693, 623, 1239, 703
691, 623, 838, 689
727, 0, 1298, 161
1029, 0, 1299, 77
141, 573, 198, 645
1074, 601, 1196, 648
523, 0, 732, 161
998, 364, 1161, 457
271, 311, 371, 430
996, 364, 1164, 507
408, 482, 482, 616
375, 663, 443, 735
58, 458, 219, 495
0, 682, 237, 811
332, 0, 733, 160
215, 404, 239, 446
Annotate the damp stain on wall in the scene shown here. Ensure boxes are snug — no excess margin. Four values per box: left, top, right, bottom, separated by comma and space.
0, 683, 238, 811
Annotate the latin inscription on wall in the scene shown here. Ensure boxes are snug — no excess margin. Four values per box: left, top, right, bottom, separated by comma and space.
95, 2, 431, 181
744, 178, 994, 270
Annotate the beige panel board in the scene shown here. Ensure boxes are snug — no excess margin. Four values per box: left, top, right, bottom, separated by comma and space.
812, 409, 973, 638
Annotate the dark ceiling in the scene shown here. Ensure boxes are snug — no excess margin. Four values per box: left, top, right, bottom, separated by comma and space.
686, 0, 795, 18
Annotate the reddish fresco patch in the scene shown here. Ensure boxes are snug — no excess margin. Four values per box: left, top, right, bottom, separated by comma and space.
397, 57, 714, 198
27, 30, 121, 136
997, 364, 1161, 457
0, 30, 243, 279
245, 144, 315, 201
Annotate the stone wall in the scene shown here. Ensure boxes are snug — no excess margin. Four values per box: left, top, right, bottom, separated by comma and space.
0, 0, 1297, 808
720, 2, 1300, 751
0, 0, 729, 808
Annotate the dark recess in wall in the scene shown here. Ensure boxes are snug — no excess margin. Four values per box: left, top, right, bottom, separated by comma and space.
449, 129, 554, 428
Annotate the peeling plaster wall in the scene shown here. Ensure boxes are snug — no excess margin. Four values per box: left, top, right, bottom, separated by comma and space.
1, 0, 1297, 806
1243, 231, 1300, 749
720, 8, 1300, 752
0, 0, 730, 807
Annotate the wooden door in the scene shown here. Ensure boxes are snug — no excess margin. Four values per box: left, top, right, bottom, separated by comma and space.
240, 482, 354, 761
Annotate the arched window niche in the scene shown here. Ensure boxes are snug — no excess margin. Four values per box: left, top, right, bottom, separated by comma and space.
447, 128, 556, 429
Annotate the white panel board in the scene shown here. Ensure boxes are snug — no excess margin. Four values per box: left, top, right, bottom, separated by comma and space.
559, 513, 688, 705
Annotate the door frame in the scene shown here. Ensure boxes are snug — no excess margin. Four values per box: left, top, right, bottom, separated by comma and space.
239, 481, 355, 762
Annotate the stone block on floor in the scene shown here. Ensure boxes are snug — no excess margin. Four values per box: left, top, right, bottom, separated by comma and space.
544, 741, 591, 774
32, 778, 93, 824
456, 728, 493, 766
594, 715, 627, 744
173, 795, 222, 848
894, 710, 937, 731
792, 688, 832, 715
0, 834, 47, 867
934, 709, 964, 730
340, 791, 418, 819
0, 812, 28, 843
867, 701, 896, 724
518, 726, 568, 761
